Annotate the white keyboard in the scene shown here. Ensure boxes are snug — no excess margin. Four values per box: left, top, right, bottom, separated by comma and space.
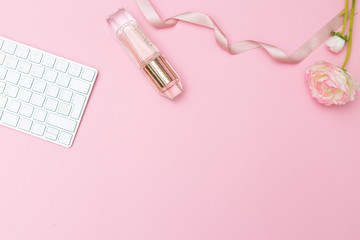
0, 36, 97, 147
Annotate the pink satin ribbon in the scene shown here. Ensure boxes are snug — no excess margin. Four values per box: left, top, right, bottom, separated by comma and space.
135, 0, 350, 63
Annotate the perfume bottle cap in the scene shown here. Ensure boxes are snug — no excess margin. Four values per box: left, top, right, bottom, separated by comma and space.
107, 8, 136, 33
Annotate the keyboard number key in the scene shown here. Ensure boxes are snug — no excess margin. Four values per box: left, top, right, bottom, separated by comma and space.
41, 54, 56, 68
56, 74, 71, 87
18, 118, 33, 132
32, 79, 47, 93
4, 55, 18, 69
17, 60, 32, 74
43, 69, 58, 83
30, 65, 45, 78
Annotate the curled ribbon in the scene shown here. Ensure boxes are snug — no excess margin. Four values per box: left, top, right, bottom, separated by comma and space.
135, 0, 350, 63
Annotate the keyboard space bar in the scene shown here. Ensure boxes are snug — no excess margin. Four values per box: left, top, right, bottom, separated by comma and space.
46, 113, 77, 132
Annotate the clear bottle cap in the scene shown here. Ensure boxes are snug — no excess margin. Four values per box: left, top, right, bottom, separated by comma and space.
107, 8, 136, 33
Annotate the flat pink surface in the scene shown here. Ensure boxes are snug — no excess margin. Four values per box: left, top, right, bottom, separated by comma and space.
0, 0, 359, 239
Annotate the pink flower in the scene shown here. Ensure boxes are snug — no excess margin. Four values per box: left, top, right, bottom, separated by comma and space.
305, 61, 359, 106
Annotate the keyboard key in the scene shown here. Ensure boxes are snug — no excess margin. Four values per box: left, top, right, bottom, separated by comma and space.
28, 50, 43, 63
44, 98, 58, 111
45, 84, 59, 98
58, 131, 73, 146
19, 75, 34, 88
5, 71, 20, 84
81, 68, 96, 82
59, 89, 72, 102
0, 81, 5, 93
70, 94, 86, 120
69, 78, 90, 94
45, 127, 59, 141
4, 84, 19, 98
31, 94, 45, 107
54, 59, 69, 72
19, 104, 34, 118
33, 108, 47, 122
15, 46, 30, 59
56, 74, 71, 87
30, 65, 45, 78
42, 54, 56, 68
2, 41, 17, 54
32, 79, 47, 93
18, 118, 33, 132
0, 52, 5, 65
47, 127, 59, 135
0, 110, 3, 119
45, 131, 58, 141
0, 96, 8, 108
0, 67, 7, 79
43, 69, 57, 83
57, 102, 72, 116
6, 99, 21, 113
1, 112, 19, 127
4, 55, 18, 69
47, 113, 77, 132
17, 60, 32, 74
68, 64, 82, 77
18, 89, 32, 102
31, 122, 46, 136
0, 38, 3, 49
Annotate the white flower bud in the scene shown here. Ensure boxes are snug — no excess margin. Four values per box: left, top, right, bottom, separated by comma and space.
326, 35, 346, 53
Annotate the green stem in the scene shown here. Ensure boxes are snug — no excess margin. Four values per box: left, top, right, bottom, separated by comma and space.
342, 0, 355, 69
341, 0, 349, 35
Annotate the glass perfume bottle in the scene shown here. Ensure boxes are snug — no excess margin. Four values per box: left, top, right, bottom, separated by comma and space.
107, 8, 183, 100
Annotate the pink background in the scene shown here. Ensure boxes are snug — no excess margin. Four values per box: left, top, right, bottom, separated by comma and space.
0, 0, 360, 239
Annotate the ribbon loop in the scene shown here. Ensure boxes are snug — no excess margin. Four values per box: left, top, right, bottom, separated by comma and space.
136, 0, 350, 64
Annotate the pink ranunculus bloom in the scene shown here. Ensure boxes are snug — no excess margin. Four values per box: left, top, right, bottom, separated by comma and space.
305, 61, 360, 106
